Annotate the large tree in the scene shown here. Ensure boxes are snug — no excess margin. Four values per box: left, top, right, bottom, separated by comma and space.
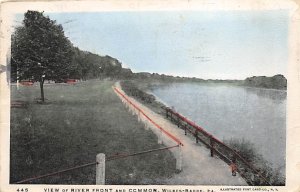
11, 10, 74, 102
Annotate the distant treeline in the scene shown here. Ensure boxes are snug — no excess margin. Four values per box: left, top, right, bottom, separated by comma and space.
64, 54, 288, 90
68, 47, 132, 80
130, 72, 243, 84
244, 75, 287, 90
130, 73, 287, 90
10, 46, 132, 82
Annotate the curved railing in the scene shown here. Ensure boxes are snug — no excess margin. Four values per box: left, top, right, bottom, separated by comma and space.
165, 107, 272, 186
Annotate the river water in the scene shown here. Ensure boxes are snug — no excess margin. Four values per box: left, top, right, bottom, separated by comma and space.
148, 83, 286, 175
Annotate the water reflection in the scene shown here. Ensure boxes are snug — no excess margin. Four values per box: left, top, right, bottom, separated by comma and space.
244, 87, 286, 102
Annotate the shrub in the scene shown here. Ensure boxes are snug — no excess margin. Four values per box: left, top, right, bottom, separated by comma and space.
225, 138, 285, 186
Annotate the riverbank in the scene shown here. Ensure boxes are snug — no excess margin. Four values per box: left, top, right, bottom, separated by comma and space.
115, 82, 247, 185
10, 80, 176, 184
120, 80, 285, 185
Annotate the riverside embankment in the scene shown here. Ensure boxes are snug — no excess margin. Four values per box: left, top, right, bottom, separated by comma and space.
115, 82, 247, 185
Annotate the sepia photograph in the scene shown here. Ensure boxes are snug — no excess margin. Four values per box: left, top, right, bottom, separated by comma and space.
1, 0, 300, 191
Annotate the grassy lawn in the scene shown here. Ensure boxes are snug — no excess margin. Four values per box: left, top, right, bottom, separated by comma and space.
10, 80, 176, 184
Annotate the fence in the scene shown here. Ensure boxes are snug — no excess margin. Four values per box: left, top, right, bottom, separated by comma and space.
165, 107, 272, 186
113, 86, 184, 171
113, 87, 183, 146
15, 145, 180, 184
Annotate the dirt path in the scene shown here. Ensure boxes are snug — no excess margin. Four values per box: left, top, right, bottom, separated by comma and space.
114, 82, 247, 185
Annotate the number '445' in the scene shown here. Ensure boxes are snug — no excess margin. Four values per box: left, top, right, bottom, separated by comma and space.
17, 188, 28, 192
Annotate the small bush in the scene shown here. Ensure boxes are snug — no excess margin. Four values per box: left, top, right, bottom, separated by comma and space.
225, 138, 285, 186
121, 81, 155, 104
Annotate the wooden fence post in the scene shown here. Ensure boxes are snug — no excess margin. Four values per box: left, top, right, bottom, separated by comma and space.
210, 137, 214, 157
195, 130, 199, 143
176, 145, 183, 171
158, 129, 163, 144
96, 153, 105, 185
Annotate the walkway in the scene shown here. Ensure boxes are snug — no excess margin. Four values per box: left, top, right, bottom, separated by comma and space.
114, 82, 247, 185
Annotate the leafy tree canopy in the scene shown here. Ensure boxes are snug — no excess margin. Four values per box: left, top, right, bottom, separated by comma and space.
11, 10, 74, 102
11, 10, 74, 83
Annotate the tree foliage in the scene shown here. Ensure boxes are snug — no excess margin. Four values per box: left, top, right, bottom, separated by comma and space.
69, 47, 125, 80
12, 11, 74, 82
11, 10, 132, 102
244, 75, 287, 90
11, 11, 74, 101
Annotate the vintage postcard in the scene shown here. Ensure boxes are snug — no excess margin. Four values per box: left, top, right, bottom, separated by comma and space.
1, 0, 300, 192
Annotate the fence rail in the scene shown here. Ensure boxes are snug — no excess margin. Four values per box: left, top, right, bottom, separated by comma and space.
114, 87, 183, 146
15, 162, 97, 184
15, 145, 179, 184
106, 145, 179, 161
165, 107, 271, 186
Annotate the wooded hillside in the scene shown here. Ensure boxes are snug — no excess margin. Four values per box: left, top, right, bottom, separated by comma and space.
244, 75, 287, 90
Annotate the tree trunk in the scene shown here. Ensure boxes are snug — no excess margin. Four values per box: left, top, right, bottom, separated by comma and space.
40, 80, 45, 102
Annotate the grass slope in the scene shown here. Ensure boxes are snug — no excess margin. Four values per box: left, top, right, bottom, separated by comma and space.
10, 80, 176, 184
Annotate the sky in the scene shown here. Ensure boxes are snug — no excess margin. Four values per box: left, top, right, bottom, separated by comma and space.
15, 10, 289, 80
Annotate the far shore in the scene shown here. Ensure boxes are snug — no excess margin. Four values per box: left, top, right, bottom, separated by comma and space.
127, 73, 287, 91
